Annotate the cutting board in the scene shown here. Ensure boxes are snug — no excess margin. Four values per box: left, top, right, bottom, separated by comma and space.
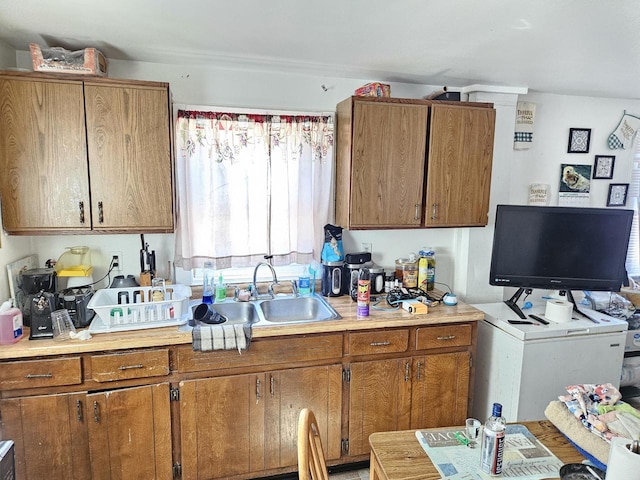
6, 254, 39, 301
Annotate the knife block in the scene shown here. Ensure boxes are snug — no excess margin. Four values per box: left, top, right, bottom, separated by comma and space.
139, 272, 152, 286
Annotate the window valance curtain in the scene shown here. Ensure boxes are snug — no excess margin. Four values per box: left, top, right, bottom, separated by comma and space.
174, 110, 334, 270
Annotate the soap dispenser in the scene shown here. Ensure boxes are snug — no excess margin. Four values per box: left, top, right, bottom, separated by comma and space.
202, 261, 214, 304
215, 272, 226, 302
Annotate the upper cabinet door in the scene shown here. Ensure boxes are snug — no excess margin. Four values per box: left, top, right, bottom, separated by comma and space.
425, 104, 496, 227
0, 77, 91, 233
84, 83, 173, 232
349, 101, 428, 228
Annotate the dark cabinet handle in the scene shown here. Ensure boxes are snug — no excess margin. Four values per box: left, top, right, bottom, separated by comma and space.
431, 203, 439, 220
98, 201, 104, 224
76, 399, 83, 422
118, 364, 144, 370
79, 201, 85, 224
93, 401, 100, 423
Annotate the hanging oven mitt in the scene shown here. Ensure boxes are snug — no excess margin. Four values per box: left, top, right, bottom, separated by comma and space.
608, 112, 640, 149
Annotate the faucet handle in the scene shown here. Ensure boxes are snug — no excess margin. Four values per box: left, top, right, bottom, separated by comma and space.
267, 282, 278, 298
291, 280, 299, 297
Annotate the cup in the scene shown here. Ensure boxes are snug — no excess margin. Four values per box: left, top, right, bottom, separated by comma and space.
465, 418, 481, 447
151, 277, 166, 302
192, 303, 226, 324
51, 309, 77, 341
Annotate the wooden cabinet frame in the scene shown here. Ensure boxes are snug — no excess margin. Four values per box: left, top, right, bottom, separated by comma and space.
0, 71, 174, 234
0, 321, 477, 480
336, 96, 495, 229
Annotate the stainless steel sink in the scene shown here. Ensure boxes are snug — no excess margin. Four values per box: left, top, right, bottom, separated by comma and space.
209, 301, 260, 325
197, 294, 341, 326
256, 295, 341, 324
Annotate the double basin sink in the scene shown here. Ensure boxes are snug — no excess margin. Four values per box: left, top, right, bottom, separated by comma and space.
202, 294, 342, 327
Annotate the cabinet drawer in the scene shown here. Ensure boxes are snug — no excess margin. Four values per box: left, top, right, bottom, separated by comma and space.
415, 324, 472, 349
0, 357, 82, 390
177, 334, 342, 373
348, 329, 409, 355
90, 349, 170, 382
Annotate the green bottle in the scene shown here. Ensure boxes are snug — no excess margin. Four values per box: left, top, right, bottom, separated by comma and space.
215, 272, 226, 302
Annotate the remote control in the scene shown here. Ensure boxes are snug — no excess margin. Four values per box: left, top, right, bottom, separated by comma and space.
528, 314, 549, 325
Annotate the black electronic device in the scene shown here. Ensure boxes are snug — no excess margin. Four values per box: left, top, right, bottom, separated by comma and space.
489, 205, 633, 318
59, 287, 95, 328
28, 291, 56, 339
344, 252, 371, 264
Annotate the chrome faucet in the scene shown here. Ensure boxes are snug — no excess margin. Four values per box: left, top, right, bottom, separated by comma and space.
251, 261, 279, 299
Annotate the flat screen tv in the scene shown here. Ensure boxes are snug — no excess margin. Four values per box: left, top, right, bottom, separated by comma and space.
489, 205, 633, 318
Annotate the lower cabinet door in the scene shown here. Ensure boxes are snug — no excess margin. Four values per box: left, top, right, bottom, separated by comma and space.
348, 358, 412, 456
410, 351, 471, 429
0, 392, 91, 480
179, 373, 266, 480
179, 365, 343, 479
264, 365, 343, 469
87, 383, 173, 480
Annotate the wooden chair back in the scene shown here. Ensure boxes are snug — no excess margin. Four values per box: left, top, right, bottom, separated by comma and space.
297, 408, 329, 480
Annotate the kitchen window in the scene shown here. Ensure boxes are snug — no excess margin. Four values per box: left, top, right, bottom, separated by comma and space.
173, 107, 335, 283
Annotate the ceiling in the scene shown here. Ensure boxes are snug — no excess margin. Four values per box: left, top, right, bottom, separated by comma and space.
1, 0, 640, 99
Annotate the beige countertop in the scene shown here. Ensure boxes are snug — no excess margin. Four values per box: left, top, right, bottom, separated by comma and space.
0, 295, 484, 360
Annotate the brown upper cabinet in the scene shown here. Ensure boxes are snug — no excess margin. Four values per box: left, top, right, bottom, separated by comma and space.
0, 72, 174, 234
335, 96, 496, 229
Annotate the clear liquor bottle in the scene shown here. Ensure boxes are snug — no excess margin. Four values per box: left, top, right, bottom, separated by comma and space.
480, 402, 506, 476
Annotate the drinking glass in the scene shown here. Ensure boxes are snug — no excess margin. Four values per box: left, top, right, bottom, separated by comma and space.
465, 418, 481, 447
151, 277, 166, 302
51, 309, 76, 341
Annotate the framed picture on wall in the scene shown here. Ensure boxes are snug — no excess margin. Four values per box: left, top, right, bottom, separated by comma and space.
593, 155, 615, 179
567, 128, 591, 153
607, 183, 629, 207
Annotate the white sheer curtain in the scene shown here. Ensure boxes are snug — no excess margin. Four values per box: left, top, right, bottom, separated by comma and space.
174, 110, 334, 270
626, 142, 640, 278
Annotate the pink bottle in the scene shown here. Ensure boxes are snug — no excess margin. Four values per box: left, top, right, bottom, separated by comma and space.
0, 307, 24, 344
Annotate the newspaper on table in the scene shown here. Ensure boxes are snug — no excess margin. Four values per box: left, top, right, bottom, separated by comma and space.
415, 424, 564, 479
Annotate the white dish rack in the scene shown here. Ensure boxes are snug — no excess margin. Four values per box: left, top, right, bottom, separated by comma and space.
88, 284, 192, 333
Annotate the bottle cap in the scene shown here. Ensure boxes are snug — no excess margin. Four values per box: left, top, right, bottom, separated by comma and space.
492, 403, 503, 417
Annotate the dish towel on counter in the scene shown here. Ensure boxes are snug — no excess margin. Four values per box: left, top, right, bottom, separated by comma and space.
192, 324, 252, 353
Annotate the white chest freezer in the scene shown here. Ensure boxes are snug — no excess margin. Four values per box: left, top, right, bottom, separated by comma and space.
472, 302, 627, 422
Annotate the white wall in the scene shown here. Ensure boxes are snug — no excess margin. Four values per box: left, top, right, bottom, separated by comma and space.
2, 51, 638, 304
0, 39, 16, 69
512, 92, 640, 206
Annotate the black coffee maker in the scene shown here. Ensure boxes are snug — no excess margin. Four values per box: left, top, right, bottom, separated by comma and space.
59, 287, 95, 328
19, 268, 57, 339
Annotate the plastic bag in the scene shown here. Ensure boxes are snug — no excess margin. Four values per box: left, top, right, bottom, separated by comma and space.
321, 224, 344, 262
